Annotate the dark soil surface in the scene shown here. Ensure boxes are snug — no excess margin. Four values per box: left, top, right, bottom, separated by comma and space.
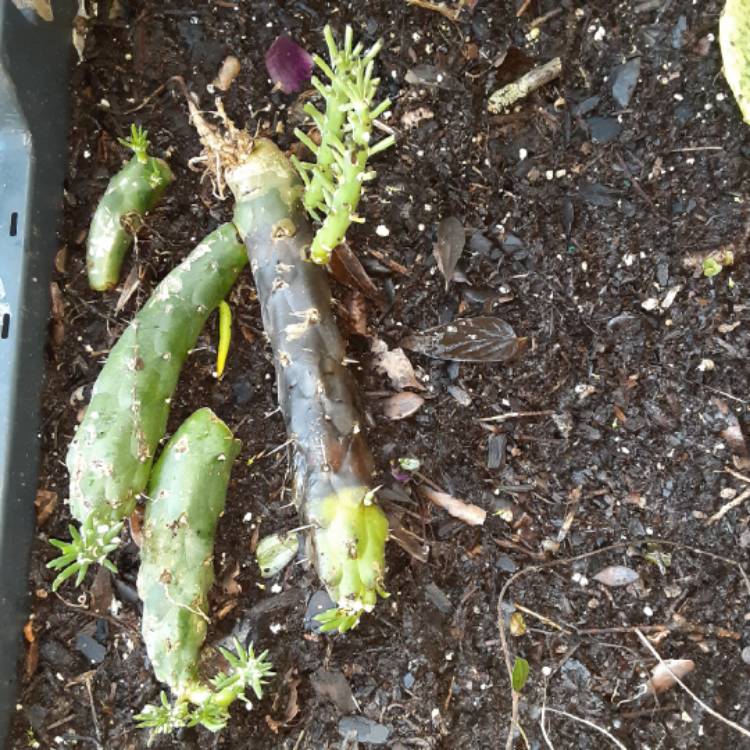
10, 0, 750, 748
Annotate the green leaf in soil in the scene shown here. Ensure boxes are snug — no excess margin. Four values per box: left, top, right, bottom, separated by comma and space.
511, 657, 530, 693
720, 0, 750, 124
402, 317, 526, 362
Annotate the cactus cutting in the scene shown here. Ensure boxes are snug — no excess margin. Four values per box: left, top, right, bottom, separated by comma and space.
49, 224, 247, 589
290, 25, 394, 264
135, 408, 273, 734
232, 142, 389, 631
183, 69, 390, 631
86, 124, 174, 291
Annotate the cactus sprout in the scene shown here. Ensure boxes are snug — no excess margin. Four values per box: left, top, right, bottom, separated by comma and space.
290, 25, 394, 265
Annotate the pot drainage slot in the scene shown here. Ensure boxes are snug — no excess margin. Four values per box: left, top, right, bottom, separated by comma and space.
1, 313, 9, 339
9, 212, 18, 237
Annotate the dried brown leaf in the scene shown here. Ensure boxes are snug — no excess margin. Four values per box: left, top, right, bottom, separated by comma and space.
54, 245, 69, 273
128, 507, 144, 548
23, 623, 38, 682
115, 264, 141, 313
344, 290, 368, 336
382, 392, 425, 420
403, 316, 525, 362
421, 485, 486, 526
34, 489, 58, 526
219, 560, 243, 597
372, 338, 424, 391
49, 284, 64, 320
434, 216, 465, 289
592, 565, 640, 587
385, 509, 430, 563
329, 243, 383, 302
646, 659, 695, 694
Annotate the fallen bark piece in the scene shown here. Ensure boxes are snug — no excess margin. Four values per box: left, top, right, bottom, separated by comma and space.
421, 485, 486, 526
488, 57, 562, 113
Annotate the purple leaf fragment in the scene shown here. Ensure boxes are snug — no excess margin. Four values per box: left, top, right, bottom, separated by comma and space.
402, 317, 526, 363
265, 35, 313, 94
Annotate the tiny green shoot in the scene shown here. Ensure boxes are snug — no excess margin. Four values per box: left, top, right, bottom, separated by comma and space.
702, 257, 722, 277
118, 124, 151, 164
511, 656, 530, 693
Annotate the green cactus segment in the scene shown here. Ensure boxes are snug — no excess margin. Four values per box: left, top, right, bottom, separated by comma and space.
720, 0, 750, 124
87, 125, 174, 291
135, 410, 274, 734
228, 139, 389, 626
137, 407, 240, 694
291, 24, 394, 265
51, 224, 247, 589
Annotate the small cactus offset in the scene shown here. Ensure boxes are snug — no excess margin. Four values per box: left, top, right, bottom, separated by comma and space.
87, 124, 175, 291
135, 408, 272, 735
49, 224, 247, 590
290, 25, 394, 264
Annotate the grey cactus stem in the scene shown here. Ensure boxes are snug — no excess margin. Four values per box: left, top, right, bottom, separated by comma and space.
229, 140, 388, 625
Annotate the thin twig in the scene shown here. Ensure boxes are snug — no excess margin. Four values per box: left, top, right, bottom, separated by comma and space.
406, 0, 461, 21
708, 487, 750, 525
726, 467, 750, 484
634, 629, 750, 739
670, 146, 724, 152
506, 690, 521, 750
479, 410, 553, 423
85, 675, 102, 748
124, 82, 166, 114
516, 0, 532, 17
540, 706, 627, 750
488, 58, 562, 114
528, 7, 563, 28
514, 603, 566, 632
